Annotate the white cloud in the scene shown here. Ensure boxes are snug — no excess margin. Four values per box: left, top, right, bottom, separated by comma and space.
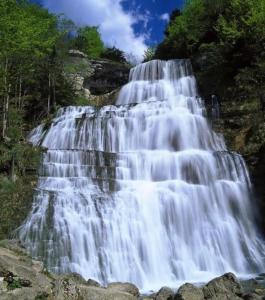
42, 0, 148, 61
160, 13, 170, 22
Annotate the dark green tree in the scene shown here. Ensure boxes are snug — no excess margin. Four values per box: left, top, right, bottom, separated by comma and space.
101, 47, 127, 63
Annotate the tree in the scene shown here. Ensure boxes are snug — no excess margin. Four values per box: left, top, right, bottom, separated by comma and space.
155, 0, 265, 98
143, 47, 156, 62
0, 0, 75, 181
101, 47, 127, 63
73, 26, 104, 58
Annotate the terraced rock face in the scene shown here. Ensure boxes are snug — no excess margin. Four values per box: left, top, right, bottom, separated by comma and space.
211, 98, 265, 232
19, 60, 265, 291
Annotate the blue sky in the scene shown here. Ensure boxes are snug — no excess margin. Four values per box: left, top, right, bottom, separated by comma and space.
32, 0, 184, 59
121, 1, 183, 45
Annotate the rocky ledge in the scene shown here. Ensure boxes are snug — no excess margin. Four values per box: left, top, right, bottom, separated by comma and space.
65, 50, 130, 106
0, 240, 265, 300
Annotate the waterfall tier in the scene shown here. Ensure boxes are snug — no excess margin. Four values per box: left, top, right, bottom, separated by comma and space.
20, 60, 265, 291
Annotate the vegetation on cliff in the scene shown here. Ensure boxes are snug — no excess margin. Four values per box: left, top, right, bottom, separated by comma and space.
155, 0, 265, 99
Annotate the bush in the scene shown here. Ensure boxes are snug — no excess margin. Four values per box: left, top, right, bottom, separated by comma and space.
101, 47, 127, 63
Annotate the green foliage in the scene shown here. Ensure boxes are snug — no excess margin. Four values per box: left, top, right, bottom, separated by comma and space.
143, 47, 156, 62
35, 293, 49, 300
101, 47, 127, 63
0, 0, 58, 59
73, 26, 104, 58
0, 1, 68, 240
0, 175, 38, 239
156, 0, 265, 98
63, 56, 93, 78
7, 278, 22, 290
74, 95, 89, 106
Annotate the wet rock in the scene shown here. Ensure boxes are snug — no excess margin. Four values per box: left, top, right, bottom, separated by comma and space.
243, 284, 265, 300
84, 59, 130, 95
4, 275, 14, 284
202, 273, 243, 300
19, 278, 32, 287
154, 286, 174, 300
175, 283, 204, 300
244, 293, 265, 300
87, 278, 101, 287
107, 282, 140, 297
255, 277, 265, 281
241, 279, 260, 295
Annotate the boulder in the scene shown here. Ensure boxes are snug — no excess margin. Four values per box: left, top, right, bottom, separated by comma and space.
202, 273, 243, 300
107, 282, 140, 297
155, 286, 174, 300
68, 74, 85, 91
241, 279, 260, 295
243, 293, 265, 300
175, 283, 204, 300
52, 273, 86, 300
80, 285, 138, 300
87, 278, 101, 287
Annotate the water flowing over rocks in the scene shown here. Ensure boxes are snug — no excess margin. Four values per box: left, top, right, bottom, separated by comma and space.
211, 98, 265, 232
18, 59, 265, 291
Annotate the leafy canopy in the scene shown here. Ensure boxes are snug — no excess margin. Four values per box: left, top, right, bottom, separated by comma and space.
73, 26, 104, 58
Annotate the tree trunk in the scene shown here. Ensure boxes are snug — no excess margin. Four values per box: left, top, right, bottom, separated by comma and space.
47, 72, 51, 115
11, 153, 16, 182
2, 57, 9, 139
52, 75, 56, 109
18, 75, 22, 109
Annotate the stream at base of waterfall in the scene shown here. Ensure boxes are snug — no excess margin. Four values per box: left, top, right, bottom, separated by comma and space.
19, 60, 265, 292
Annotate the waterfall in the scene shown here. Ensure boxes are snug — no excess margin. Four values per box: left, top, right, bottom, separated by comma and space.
19, 60, 265, 291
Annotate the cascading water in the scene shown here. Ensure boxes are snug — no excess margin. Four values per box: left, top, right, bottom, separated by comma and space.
19, 60, 265, 291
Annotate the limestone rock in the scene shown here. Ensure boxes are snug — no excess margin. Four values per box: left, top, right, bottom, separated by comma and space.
0, 241, 53, 300
87, 278, 101, 287
202, 273, 243, 300
83, 87, 91, 98
52, 273, 87, 300
84, 59, 130, 95
155, 286, 174, 300
175, 283, 204, 300
69, 49, 88, 58
107, 282, 140, 297
68, 74, 84, 91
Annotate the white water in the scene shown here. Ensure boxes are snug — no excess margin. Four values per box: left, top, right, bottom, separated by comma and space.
19, 60, 265, 291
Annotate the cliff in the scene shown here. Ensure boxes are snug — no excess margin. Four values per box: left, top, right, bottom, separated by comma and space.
65, 50, 130, 106
210, 97, 265, 233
